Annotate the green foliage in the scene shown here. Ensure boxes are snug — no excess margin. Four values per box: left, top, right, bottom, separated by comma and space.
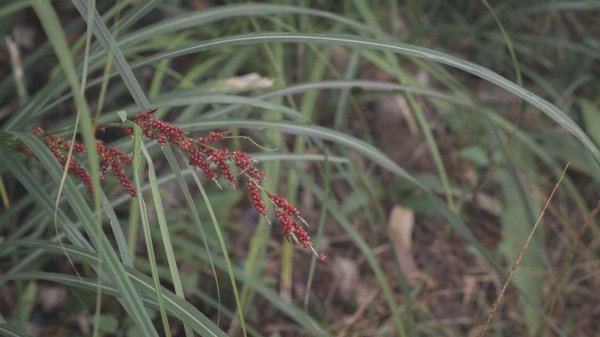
1, 1, 599, 336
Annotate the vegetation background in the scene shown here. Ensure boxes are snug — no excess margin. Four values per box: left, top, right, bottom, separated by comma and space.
1, 1, 599, 336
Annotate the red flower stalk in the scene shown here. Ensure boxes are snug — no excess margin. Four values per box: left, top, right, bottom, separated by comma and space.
247, 181, 268, 215
23, 110, 323, 259
43, 133, 94, 194
32, 128, 136, 197
127, 109, 324, 259
96, 140, 136, 196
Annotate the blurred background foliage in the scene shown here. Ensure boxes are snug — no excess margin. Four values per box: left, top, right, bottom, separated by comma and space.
0, 1, 599, 336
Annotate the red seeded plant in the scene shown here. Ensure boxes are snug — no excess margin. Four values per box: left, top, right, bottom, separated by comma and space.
29, 109, 324, 260
30, 127, 136, 196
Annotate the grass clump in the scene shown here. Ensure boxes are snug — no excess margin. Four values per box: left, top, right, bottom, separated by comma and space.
1, 1, 599, 336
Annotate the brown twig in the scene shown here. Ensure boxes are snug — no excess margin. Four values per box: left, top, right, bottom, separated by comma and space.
477, 162, 569, 337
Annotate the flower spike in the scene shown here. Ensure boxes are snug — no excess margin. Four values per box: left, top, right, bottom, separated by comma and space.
127, 109, 324, 259
27, 109, 324, 260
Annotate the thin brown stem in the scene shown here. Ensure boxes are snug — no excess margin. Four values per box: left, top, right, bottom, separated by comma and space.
477, 162, 569, 337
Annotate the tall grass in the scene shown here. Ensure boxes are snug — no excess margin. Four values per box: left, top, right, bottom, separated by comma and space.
1, 1, 599, 336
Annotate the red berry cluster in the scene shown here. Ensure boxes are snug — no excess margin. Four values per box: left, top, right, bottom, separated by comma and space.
43, 133, 94, 194
96, 140, 136, 196
247, 181, 267, 215
32, 127, 136, 196
127, 109, 324, 259
23, 110, 324, 259
266, 192, 315, 252
125, 108, 186, 145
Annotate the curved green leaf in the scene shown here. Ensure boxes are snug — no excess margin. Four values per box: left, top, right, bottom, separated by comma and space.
132, 32, 600, 165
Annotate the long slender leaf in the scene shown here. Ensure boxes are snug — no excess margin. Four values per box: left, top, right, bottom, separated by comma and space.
4, 270, 228, 337
132, 33, 600, 165
8, 135, 159, 337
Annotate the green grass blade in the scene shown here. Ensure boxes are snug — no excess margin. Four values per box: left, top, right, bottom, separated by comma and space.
11, 134, 160, 337
68, 10, 236, 332
2, 238, 229, 337
333, 50, 361, 130
2, 240, 100, 265
182, 119, 499, 263
497, 165, 545, 335
0, 148, 92, 252
150, 94, 308, 122
93, 80, 461, 124
71, 0, 150, 108
0, 324, 34, 337
481, 0, 522, 87
172, 237, 332, 337
163, 145, 222, 323
186, 164, 248, 337
0, 1, 29, 19
1, 0, 158, 130
135, 32, 600, 164
142, 144, 183, 337
129, 125, 170, 337
31, 0, 101, 207
298, 163, 407, 333
30, 8, 106, 336
190, 119, 570, 335
117, 4, 379, 47
5, 269, 229, 337
100, 193, 132, 265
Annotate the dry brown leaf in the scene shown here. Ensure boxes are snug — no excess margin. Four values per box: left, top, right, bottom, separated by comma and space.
333, 257, 359, 301
217, 73, 274, 91
388, 205, 414, 251
388, 205, 419, 285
